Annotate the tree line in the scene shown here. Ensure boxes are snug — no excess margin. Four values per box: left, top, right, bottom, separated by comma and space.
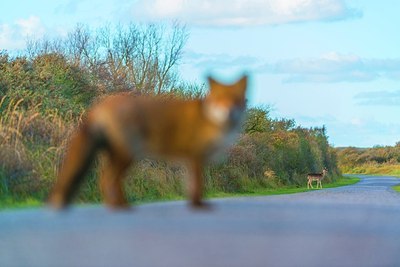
0, 23, 340, 205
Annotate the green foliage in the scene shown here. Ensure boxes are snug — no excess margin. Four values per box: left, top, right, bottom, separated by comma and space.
393, 185, 400, 193
124, 161, 184, 202
0, 52, 97, 116
229, 107, 340, 187
243, 107, 272, 134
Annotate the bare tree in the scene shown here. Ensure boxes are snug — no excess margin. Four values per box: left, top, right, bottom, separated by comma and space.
26, 22, 188, 95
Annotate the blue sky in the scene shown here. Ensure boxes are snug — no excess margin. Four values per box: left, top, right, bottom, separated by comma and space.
1, 0, 400, 147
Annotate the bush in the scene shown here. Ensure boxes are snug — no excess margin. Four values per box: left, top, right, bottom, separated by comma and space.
0, 53, 98, 116
336, 145, 400, 174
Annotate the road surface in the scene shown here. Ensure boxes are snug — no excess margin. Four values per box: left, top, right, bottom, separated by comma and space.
1, 175, 400, 267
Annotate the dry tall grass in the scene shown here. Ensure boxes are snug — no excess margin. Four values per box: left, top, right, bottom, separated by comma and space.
0, 93, 340, 207
342, 163, 400, 176
0, 96, 72, 199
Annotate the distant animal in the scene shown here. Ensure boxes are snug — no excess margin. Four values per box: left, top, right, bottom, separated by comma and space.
307, 168, 328, 189
48, 75, 248, 210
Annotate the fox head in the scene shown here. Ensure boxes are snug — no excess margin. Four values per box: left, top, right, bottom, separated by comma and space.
204, 75, 248, 130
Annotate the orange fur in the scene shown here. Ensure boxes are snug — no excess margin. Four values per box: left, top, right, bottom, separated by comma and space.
48, 75, 248, 209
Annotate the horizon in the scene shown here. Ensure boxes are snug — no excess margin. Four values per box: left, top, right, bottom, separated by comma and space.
1, 0, 400, 148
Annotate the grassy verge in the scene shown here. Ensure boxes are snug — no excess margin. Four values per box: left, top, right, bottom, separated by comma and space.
0, 176, 360, 211
0, 198, 43, 210
392, 185, 400, 193
0, 177, 360, 210
207, 175, 360, 198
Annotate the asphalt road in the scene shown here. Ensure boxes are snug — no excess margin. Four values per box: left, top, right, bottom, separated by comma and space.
1, 175, 400, 267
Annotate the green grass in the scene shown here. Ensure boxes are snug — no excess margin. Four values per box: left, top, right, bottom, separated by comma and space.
0, 197, 43, 210
324, 176, 361, 188
392, 185, 400, 193
0, 176, 360, 210
207, 176, 360, 198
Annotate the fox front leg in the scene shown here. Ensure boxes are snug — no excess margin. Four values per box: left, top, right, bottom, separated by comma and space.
187, 160, 212, 210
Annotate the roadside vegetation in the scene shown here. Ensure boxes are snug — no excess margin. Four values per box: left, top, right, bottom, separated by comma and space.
0, 23, 342, 209
0, 176, 359, 210
207, 175, 360, 198
336, 145, 400, 175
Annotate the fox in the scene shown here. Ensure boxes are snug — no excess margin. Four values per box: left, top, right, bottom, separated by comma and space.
48, 75, 248, 210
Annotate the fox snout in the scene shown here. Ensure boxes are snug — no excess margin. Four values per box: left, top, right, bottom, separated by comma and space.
204, 103, 243, 128
229, 108, 243, 127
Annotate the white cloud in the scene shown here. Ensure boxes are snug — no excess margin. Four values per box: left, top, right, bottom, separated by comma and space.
350, 117, 363, 127
0, 16, 45, 50
355, 90, 400, 106
130, 0, 361, 26
184, 50, 260, 69
183, 51, 400, 84
262, 52, 400, 83
0, 24, 15, 50
16, 16, 46, 38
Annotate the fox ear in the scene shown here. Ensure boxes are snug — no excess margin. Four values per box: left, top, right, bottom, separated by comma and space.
208, 75, 248, 87
207, 74, 248, 95
235, 75, 248, 93
207, 76, 219, 88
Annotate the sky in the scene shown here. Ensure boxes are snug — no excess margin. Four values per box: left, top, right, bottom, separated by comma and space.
1, 0, 400, 147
